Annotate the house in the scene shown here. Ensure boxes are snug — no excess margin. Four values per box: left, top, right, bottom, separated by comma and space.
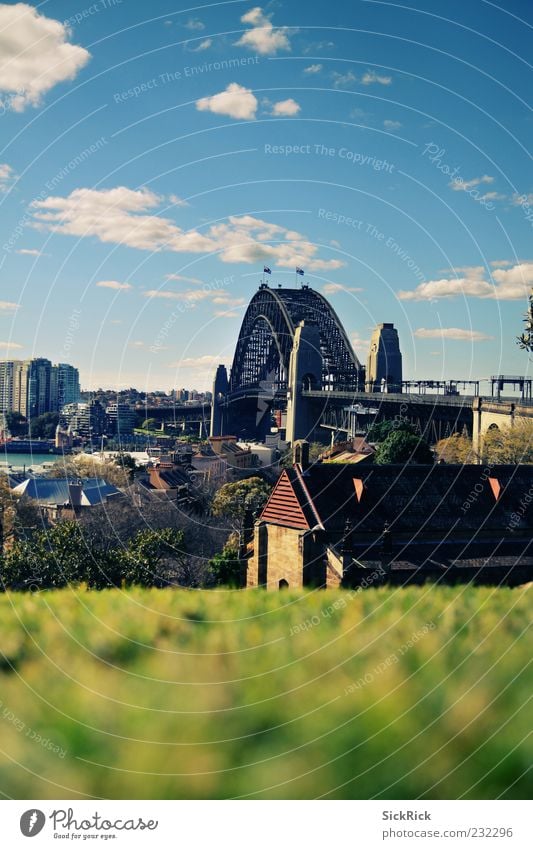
208, 436, 258, 471
320, 437, 375, 464
138, 458, 191, 503
11, 477, 123, 520
247, 443, 533, 590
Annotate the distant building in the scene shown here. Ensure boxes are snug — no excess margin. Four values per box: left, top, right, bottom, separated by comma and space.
51, 363, 80, 410
366, 323, 402, 393
66, 400, 107, 439
208, 436, 257, 470
10, 476, 123, 520
106, 403, 137, 435
0, 358, 80, 417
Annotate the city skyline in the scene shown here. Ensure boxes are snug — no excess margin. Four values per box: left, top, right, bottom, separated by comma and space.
0, 0, 531, 390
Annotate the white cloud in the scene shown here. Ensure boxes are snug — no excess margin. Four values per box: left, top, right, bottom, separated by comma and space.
450, 174, 493, 192
512, 193, 533, 206
165, 273, 204, 285
383, 119, 402, 129
235, 6, 291, 55
270, 98, 300, 116
184, 18, 205, 31
361, 70, 392, 85
304, 64, 322, 74
323, 283, 363, 295
0, 300, 20, 312
0, 3, 90, 111
350, 333, 370, 353
130, 340, 145, 348
214, 310, 239, 318
332, 71, 357, 88
196, 82, 257, 120
31, 187, 344, 271
414, 327, 492, 341
16, 248, 43, 256
168, 354, 222, 369
0, 163, 14, 191
189, 38, 212, 52
0, 341, 23, 350
399, 262, 533, 301
96, 280, 132, 291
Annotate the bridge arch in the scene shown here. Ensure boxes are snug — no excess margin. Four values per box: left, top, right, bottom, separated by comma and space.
229, 285, 364, 393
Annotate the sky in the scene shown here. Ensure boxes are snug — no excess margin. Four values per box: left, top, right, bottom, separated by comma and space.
0, 0, 531, 391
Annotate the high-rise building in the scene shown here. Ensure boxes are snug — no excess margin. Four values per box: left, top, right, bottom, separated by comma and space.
14, 358, 53, 418
366, 323, 402, 393
52, 363, 80, 410
106, 403, 136, 435
0, 360, 22, 412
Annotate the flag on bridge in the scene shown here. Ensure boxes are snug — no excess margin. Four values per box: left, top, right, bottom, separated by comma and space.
296, 267, 304, 276
263, 266, 271, 274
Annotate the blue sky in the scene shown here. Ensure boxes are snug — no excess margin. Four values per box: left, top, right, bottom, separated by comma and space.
0, 0, 531, 390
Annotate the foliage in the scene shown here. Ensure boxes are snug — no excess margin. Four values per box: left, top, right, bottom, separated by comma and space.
28, 412, 60, 440
209, 546, 241, 587
46, 453, 131, 487
0, 585, 529, 799
374, 430, 433, 464
517, 288, 533, 352
481, 420, 533, 464
141, 418, 159, 430
4, 411, 27, 437
366, 419, 416, 443
118, 528, 186, 587
211, 477, 272, 525
435, 433, 478, 463
0, 476, 42, 544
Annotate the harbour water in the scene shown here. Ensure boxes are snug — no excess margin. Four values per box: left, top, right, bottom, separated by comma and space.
0, 453, 65, 472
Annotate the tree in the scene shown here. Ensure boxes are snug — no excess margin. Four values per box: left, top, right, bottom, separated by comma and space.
4, 412, 27, 437
0, 476, 42, 547
435, 433, 478, 463
118, 528, 187, 587
481, 420, 533, 464
142, 418, 159, 431
366, 419, 416, 443
1, 522, 94, 590
280, 441, 324, 468
29, 412, 59, 440
47, 454, 130, 488
209, 546, 241, 587
517, 289, 533, 352
212, 477, 272, 527
374, 430, 433, 464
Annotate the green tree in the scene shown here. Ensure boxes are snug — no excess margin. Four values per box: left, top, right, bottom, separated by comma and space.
119, 528, 187, 587
366, 419, 416, 443
4, 411, 27, 437
209, 546, 241, 587
374, 430, 433, 464
1, 522, 93, 590
29, 412, 59, 440
142, 418, 159, 431
517, 289, 533, 352
435, 433, 478, 463
212, 477, 272, 527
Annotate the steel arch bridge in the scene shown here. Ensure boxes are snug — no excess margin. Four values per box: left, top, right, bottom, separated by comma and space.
229, 284, 364, 394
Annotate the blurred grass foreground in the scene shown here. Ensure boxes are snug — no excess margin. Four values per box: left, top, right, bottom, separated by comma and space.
0, 584, 530, 799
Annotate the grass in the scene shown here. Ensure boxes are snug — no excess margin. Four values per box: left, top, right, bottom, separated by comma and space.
0, 584, 530, 799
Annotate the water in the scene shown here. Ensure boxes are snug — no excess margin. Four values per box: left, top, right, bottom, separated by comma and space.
0, 452, 64, 472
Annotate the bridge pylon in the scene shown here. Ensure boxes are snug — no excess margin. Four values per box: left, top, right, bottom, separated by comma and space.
286, 321, 323, 444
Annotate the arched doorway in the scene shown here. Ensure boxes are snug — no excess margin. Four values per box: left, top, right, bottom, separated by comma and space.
279, 579, 289, 590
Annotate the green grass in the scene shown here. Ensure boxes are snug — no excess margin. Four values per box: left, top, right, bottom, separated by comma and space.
0, 585, 530, 799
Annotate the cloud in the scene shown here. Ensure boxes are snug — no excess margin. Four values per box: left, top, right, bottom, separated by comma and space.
383, 119, 402, 129
323, 283, 363, 295
450, 174, 493, 191
129, 340, 145, 348
168, 354, 222, 370
31, 187, 344, 271
214, 310, 239, 318
270, 98, 300, 116
350, 333, 370, 353
184, 18, 205, 31
188, 38, 212, 52
332, 71, 357, 88
0, 3, 90, 111
398, 262, 533, 301
0, 300, 20, 312
235, 6, 291, 55
96, 280, 132, 291
512, 193, 533, 206
490, 260, 513, 268
304, 64, 322, 74
196, 82, 257, 120
0, 341, 23, 351
165, 273, 204, 285
414, 327, 492, 341
302, 40, 335, 54
361, 70, 392, 85
16, 248, 44, 256
0, 163, 14, 191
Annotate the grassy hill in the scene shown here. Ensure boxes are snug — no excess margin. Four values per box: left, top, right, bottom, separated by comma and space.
0, 584, 530, 799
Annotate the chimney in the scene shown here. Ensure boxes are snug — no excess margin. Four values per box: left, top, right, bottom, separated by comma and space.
293, 439, 310, 470
67, 482, 83, 509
